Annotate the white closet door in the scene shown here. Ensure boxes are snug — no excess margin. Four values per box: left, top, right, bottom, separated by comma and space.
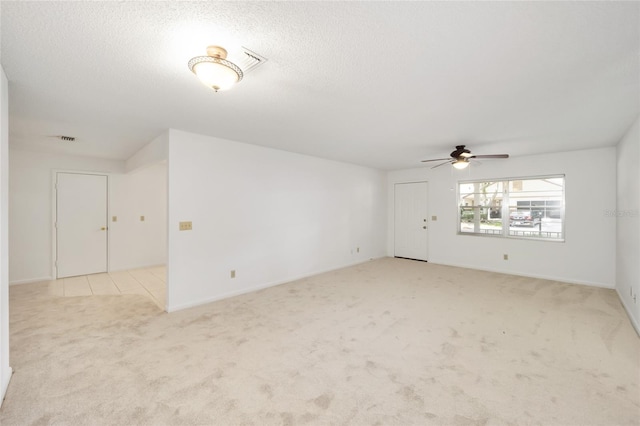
394, 182, 429, 261
56, 173, 108, 278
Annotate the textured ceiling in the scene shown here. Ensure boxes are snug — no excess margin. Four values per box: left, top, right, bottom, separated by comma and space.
1, 1, 638, 170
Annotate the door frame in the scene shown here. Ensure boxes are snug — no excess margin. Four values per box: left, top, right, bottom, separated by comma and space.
51, 170, 111, 279
393, 180, 429, 261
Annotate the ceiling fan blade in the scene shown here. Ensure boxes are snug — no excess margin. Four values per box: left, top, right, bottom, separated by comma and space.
431, 160, 452, 169
421, 158, 451, 163
472, 154, 509, 159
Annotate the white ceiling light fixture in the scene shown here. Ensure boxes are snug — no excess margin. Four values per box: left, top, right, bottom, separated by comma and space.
452, 158, 470, 169
188, 45, 243, 92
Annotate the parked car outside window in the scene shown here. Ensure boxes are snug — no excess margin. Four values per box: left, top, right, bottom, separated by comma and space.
509, 210, 541, 227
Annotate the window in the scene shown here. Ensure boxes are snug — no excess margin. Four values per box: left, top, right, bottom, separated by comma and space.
458, 176, 564, 241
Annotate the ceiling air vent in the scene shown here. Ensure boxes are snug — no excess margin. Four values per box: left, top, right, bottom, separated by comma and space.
238, 47, 267, 74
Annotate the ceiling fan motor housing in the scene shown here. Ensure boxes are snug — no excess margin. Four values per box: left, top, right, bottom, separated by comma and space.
451, 145, 471, 159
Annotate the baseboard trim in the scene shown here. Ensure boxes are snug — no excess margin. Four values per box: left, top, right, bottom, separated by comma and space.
166, 257, 382, 313
108, 263, 165, 274
9, 276, 53, 286
1, 367, 13, 408
427, 260, 614, 289
615, 287, 640, 337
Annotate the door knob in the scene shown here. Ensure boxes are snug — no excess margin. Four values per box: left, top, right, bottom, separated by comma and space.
423, 226, 427, 229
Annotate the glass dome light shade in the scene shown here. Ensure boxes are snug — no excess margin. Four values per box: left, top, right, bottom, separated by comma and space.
188, 56, 243, 92
452, 159, 470, 169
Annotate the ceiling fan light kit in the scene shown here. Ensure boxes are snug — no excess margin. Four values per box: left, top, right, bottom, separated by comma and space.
452, 159, 470, 169
421, 145, 509, 169
188, 45, 243, 92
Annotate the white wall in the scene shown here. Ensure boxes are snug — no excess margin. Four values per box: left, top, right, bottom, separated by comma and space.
166, 129, 386, 311
1, 66, 12, 405
110, 162, 167, 271
125, 131, 168, 173
9, 149, 167, 283
388, 147, 617, 288
8, 150, 124, 283
616, 116, 640, 333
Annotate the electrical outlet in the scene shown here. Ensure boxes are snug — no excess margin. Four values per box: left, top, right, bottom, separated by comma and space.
179, 221, 192, 231
230, 270, 236, 279
503, 254, 509, 260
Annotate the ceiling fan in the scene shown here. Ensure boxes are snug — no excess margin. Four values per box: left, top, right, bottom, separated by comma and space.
421, 145, 509, 169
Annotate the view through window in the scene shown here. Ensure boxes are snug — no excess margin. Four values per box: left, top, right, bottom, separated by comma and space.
458, 176, 564, 240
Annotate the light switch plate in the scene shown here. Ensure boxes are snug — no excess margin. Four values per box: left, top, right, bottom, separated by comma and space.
140, 215, 145, 221
112, 216, 117, 222
179, 221, 192, 231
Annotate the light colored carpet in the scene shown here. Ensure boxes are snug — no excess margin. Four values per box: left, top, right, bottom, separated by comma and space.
1, 257, 638, 425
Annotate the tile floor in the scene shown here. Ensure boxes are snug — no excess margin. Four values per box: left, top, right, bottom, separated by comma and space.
46, 265, 166, 310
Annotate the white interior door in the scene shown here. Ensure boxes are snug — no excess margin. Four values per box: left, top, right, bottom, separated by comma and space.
56, 173, 108, 278
394, 181, 429, 261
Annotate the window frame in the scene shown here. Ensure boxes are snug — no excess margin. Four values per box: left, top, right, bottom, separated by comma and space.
457, 174, 565, 242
